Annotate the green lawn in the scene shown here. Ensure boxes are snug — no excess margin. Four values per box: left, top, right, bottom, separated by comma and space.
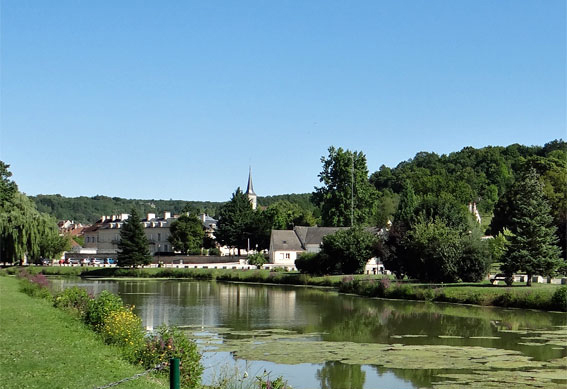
0, 276, 167, 389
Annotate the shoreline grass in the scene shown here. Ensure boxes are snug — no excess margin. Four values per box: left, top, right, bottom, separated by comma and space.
2, 266, 565, 312
0, 276, 167, 389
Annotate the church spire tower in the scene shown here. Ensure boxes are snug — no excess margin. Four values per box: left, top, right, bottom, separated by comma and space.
246, 166, 257, 210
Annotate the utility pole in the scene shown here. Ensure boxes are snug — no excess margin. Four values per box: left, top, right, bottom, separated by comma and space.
351, 153, 354, 227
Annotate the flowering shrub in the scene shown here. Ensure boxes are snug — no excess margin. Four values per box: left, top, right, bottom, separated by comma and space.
54, 286, 92, 318
17, 270, 52, 300
100, 306, 144, 361
84, 290, 124, 328
137, 325, 203, 389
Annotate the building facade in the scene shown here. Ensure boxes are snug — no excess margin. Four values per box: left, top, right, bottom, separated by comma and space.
83, 212, 176, 255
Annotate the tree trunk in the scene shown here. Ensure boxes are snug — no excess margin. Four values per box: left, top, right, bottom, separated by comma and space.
527, 273, 532, 287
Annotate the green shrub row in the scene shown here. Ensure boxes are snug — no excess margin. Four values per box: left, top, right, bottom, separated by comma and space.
10, 266, 565, 311
338, 277, 567, 311
16, 271, 204, 389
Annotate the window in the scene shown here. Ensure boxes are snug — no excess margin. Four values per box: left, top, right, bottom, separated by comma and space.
164, 244, 168, 252
285, 253, 290, 259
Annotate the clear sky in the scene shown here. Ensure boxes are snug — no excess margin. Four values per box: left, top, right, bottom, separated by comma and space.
1, 0, 565, 202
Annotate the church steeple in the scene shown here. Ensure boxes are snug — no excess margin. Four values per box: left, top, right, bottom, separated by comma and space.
246, 166, 257, 210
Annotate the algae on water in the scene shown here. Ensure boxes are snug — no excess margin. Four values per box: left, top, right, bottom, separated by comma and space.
187, 326, 567, 389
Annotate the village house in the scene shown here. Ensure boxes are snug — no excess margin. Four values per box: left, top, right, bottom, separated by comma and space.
269, 226, 387, 274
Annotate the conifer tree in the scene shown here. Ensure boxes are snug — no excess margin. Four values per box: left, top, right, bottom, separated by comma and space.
117, 208, 152, 267
380, 181, 418, 279
502, 169, 561, 286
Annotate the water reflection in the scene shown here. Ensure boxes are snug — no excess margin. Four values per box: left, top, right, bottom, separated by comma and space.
317, 362, 366, 389
50, 278, 567, 389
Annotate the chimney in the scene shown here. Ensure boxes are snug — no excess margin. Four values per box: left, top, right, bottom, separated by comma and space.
164, 211, 171, 219
147, 213, 156, 221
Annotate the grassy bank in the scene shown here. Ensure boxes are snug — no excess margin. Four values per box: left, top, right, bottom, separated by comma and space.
339, 278, 566, 311
0, 276, 167, 389
3, 266, 566, 312
1, 265, 95, 277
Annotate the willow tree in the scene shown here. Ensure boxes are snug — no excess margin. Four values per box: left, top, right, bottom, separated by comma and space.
0, 171, 67, 263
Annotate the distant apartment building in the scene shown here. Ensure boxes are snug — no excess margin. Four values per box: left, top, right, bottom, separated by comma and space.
83, 212, 176, 255
82, 211, 219, 257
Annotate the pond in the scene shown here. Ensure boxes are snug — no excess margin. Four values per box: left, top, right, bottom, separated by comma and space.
50, 278, 567, 389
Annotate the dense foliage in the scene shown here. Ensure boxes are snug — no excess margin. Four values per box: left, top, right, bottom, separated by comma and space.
296, 228, 378, 275
500, 169, 562, 285
167, 214, 205, 254
313, 146, 378, 227
0, 162, 70, 263
31, 195, 224, 224
31, 192, 315, 224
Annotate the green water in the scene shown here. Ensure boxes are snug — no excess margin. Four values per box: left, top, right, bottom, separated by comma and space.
50, 279, 567, 389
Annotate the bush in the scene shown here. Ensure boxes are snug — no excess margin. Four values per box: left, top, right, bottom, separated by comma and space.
247, 252, 267, 268
295, 252, 326, 275
19, 279, 52, 301
17, 271, 52, 301
319, 227, 378, 274
54, 286, 92, 318
551, 286, 567, 311
100, 307, 144, 361
208, 247, 221, 256
85, 290, 124, 329
137, 325, 203, 389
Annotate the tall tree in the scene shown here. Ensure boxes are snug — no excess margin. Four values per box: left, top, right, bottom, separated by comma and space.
313, 146, 378, 227
168, 214, 205, 254
502, 169, 562, 285
117, 208, 152, 267
216, 188, 255, 255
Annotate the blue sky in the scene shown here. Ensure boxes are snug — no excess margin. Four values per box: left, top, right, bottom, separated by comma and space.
1, 0, 565, 202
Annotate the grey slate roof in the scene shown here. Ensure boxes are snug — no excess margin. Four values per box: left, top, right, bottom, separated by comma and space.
271, 226, 383, 252
300, 226, 348, 246
270, 230, 303, 251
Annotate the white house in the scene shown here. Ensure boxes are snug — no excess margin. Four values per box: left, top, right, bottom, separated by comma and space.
269, 226, 387, 273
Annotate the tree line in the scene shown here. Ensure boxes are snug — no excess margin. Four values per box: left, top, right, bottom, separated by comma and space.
296, 141, 565, 284
30, 193, 315, 224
